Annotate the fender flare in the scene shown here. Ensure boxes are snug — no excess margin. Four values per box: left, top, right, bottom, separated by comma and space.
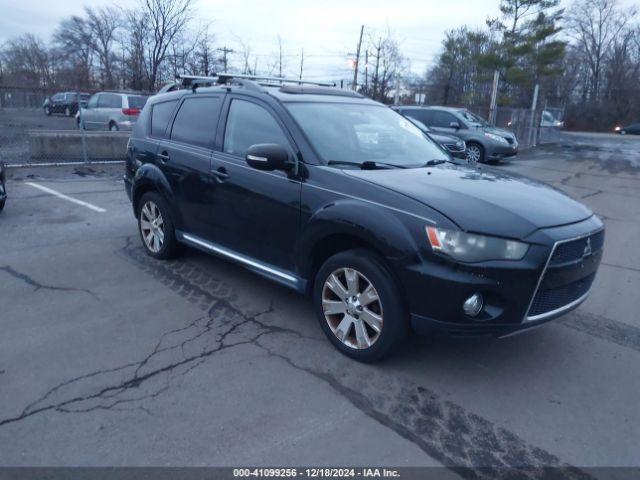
298, 198, 422, 279
131, 163, 183, 228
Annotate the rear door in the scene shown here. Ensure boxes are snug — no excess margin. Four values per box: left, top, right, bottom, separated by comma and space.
97, 93, 124, 130
157, 94, 223, 238
206, 95, 302, 272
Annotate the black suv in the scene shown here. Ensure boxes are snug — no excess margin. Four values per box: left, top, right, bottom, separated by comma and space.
125, 75, 604, 362
43, 92, 90, 117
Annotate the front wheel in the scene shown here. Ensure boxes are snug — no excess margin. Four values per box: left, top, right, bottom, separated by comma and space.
65, 107, 71, 117
137, 192, 179, 259
314, 249, 408, 362
465, 142, 484, 163
0, 198, 5, 212
44, 107, 51, 116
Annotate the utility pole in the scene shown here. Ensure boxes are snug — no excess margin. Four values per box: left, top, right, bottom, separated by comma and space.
217, 46, 234, 72
299, 48, 304, 80
352, 25, 364, 91
488, 70, 499, 126
364, 49, 369, 93
528, 84, 540, 147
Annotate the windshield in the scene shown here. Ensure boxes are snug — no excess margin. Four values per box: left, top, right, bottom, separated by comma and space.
286, 103, 448, 167
459, 110, 488, 126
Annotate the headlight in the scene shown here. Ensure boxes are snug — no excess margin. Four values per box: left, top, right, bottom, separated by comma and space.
457, 140, 465, 149
614, 126, 621, 132
426, 227, 529, 262
484, 132, 509, 144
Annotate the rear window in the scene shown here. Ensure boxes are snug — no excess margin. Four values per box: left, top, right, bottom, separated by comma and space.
128, 95, 148, 109
151, 100, 178, 138
170, 96, 222, 147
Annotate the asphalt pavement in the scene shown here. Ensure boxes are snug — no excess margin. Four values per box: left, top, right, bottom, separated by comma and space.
0, 134, 638, 478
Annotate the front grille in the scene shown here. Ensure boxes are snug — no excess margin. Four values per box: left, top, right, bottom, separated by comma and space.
528, 272, 595, 318
550, 230, 604, 266
444, 143, 464, 152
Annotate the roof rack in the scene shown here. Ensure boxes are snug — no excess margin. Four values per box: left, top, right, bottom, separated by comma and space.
172, 73, 336, 91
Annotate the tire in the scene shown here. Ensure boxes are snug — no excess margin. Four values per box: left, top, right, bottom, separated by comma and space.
137, 191, 179, 259
65, 107, 71, 117
313, 248, 409, 362
44, 107, 51, 116
109, 122, 119, 132
0, 198, 5, 212
465, 142, 484, 163
620, 130, 627, 135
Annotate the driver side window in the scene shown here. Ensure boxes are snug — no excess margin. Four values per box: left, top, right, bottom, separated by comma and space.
223, 99, 291, 157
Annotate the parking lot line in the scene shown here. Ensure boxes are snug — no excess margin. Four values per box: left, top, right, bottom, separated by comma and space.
25, 182, 107, 213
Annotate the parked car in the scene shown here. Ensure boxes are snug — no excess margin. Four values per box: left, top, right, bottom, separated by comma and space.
402, 115, 466, 159
43, 92, 90, 117
540, 110, 564, 128
0, 161, 6, 211
394, 106, 518, 163
125, 77, 604, 362
614, 123, 640, 135
78, 92, 149, 131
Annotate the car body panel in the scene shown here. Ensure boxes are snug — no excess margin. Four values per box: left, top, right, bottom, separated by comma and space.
126, 84, 602, 338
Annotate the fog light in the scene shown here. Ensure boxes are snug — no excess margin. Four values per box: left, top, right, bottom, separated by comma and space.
463, 293, 483, 317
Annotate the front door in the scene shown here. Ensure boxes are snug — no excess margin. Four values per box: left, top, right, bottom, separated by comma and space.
207, 96, 302, 273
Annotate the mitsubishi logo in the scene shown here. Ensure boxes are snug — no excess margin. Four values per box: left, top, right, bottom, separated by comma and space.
583, 237, 592, 258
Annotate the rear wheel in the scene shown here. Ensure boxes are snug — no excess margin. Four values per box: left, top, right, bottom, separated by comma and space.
314, 249, 408, 362
137, 192, 178, 259
466, 142, 484, 163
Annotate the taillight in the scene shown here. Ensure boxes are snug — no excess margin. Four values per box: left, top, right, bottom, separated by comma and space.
122, 108, 140, 116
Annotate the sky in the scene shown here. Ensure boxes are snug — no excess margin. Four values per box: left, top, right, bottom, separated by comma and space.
0, 0, 635, 82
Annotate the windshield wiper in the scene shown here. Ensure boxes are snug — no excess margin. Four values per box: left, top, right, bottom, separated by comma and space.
327, 160, 407, 170
422, 159, 448, 166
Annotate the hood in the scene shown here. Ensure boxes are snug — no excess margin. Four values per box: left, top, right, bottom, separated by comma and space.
483, 125, 516, 140
344, 164, 592, 239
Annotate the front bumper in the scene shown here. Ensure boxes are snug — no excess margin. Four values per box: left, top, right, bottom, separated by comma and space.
396, 216, 604, 338
486, 142, 518, 160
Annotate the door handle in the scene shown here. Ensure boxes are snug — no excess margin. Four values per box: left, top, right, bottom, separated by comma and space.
157, 151, 170, 163
210, 167, 229, 182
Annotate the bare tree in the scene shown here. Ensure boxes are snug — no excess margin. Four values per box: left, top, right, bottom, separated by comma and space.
53, 16, 93, 87
566, 0, 638, 99
0, 34, 52, 87
141, 0, 193, 90
365, 31, 405, 103
85, 6, 121, 88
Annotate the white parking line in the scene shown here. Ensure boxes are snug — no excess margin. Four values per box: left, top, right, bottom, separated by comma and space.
25, 182, 107, 213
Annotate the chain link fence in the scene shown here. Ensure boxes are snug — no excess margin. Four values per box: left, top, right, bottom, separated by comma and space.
467, 104, 567, 149
0, 111, 128, 167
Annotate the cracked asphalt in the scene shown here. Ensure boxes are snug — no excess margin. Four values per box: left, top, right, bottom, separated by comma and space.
0, 132, 638, 476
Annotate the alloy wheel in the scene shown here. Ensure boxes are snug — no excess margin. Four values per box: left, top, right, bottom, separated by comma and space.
466, 145, 481, 163
322, 268, 383, 349
140, 201, 165, 253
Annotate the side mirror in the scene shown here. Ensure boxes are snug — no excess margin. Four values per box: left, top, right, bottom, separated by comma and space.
449, 121, 461, 129
246, 144, 292, 171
